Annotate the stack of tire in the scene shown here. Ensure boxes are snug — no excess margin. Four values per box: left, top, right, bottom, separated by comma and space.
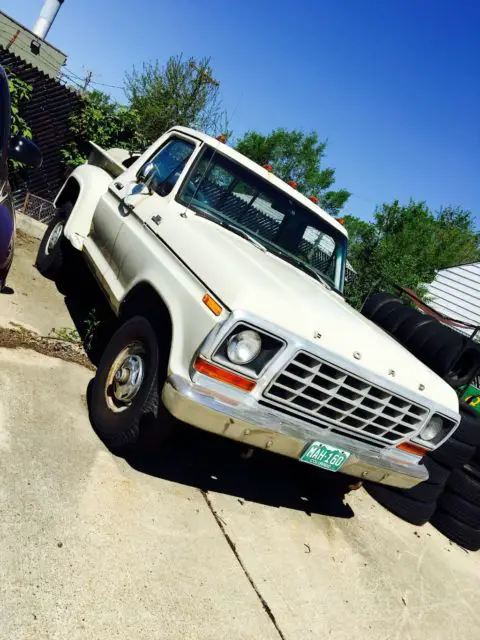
431, 445, 480, 551
362, 292, 480, 389
361, 292, 480, 550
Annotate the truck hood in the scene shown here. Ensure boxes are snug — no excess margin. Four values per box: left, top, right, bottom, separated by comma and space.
167, 215, 459, 412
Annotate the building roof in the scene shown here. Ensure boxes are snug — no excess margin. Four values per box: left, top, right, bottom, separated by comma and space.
0, 11, 66, 80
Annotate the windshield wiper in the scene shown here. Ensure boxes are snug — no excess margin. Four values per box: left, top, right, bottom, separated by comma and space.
269, 249, 331, 289
210, 217, 268, 253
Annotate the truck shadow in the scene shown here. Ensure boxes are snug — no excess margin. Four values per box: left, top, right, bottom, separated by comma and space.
121, 414, 356, 519
66, 269, 356, 519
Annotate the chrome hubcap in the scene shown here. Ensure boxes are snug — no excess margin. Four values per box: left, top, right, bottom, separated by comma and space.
112, 355, 145, 403
46, 222, 63, 254
105, 342, 146, 412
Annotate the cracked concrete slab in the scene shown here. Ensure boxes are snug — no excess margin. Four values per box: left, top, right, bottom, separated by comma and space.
207, 489, 480, 639
0, 347, 280, 640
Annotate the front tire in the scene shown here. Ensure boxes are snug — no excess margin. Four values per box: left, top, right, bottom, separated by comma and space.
35, 203, 72, 280
90, 316, 173, 450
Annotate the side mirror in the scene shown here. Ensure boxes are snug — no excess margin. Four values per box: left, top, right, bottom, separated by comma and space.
9, 134, 42, 169
137, 162, 157, 192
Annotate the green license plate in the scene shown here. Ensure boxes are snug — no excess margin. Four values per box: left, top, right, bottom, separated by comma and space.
300, 441, 351, 472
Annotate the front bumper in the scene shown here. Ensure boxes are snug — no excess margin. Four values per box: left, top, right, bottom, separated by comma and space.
162, 373, 429, 489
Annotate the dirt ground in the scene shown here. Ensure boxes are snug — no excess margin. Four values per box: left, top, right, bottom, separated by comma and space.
1, 224, 479, 640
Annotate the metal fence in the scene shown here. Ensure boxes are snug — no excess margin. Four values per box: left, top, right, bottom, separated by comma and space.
22, 193, 56, 224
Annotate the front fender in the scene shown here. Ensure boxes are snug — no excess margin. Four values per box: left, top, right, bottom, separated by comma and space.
61, 164, 113, 250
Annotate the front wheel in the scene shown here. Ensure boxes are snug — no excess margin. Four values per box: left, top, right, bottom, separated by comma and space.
89, 316, 173, 450
35, 203, 72, 280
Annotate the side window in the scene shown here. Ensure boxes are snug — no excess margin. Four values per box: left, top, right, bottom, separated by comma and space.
140, 138, 195, 196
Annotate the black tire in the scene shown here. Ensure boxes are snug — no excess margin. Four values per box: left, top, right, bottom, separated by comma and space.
383, 305, 416, 338
367, 298, 403, 324
35, 203, 72, 280
474, 448, 480, 465
408, 326, 465, 379
429, 435, 476, 468
375, 304, 417, 335
395, 314, 438, 346
447, 464, 480, 506
431, 510, 480, 551
364, 482, 437, 525
361, 292, 399, 321
89, 316, 173, 450
438, 490, 480, 528
453, 404, 480, 446
400, 457, 451, 503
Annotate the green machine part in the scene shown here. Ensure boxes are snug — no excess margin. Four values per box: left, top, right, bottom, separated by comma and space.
460, 384, 480, 413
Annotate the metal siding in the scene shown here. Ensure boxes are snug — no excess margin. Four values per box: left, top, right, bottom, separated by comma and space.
426, 263, 480, 334
0, 47, 83, 206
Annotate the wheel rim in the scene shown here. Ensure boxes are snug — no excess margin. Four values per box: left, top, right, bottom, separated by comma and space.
105, 341, 146, 413
46, 221, 64, 255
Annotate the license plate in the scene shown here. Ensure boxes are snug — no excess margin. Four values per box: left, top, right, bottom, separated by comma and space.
300, 441, 351, 472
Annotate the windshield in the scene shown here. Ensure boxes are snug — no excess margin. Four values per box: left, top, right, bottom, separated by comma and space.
178, 145, 347, 292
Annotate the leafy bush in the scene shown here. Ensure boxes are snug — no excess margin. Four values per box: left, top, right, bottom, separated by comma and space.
61, 90, 147, 167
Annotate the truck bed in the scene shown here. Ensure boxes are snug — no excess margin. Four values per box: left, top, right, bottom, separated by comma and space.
87, 142, 137, 179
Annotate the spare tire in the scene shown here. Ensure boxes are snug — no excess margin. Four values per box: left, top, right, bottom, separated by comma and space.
438, 490, 480, 528
364, 482, 437, 525
430, 436, 476, 468
431, 510, 480, 551
361, 292, 400, 321
447, 463, 480, 506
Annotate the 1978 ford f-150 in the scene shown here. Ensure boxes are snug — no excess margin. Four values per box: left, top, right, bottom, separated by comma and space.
36, 126, 460, 488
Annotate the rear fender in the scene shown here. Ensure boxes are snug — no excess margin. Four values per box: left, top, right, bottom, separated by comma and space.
60, 164, 114, 251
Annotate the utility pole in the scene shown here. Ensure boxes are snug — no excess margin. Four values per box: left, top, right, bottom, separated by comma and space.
82, 70, 93, 92
187, 62, 219, 123
189, 62, 220, 88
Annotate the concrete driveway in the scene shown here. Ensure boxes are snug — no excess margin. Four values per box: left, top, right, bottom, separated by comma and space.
1, 221, 479, 640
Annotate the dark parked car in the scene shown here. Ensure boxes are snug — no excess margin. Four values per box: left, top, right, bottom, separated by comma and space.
0, 66, 42, 291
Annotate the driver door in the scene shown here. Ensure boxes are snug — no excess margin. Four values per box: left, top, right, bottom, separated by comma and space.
106, 134, 198, 283
85, 134, 197, 287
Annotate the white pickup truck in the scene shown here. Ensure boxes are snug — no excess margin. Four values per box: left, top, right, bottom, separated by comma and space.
36, 126, 460, 488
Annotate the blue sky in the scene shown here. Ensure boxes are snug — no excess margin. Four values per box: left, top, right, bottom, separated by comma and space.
4, 0, 479, 222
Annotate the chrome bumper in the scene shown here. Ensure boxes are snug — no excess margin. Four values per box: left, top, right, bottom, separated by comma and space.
162, 374, 429, 489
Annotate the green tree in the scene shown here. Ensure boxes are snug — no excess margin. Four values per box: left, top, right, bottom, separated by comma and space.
235, 129, 350, 216
62, 90, 145, 167
7, 70, 32, 138
5, 70, 33, 172
344, 201, 480, 309
125, 55, 227, 144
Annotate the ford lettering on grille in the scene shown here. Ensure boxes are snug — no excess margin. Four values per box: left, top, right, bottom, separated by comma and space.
263, 351, 429, 447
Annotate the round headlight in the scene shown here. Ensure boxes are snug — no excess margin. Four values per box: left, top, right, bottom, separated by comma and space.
420, 415, 444, 441
227, 330, 262, 365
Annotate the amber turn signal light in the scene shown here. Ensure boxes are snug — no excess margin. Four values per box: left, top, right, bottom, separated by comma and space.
194, 357, 256, 392
202, 294, 222, 316
396, 441, 429, 457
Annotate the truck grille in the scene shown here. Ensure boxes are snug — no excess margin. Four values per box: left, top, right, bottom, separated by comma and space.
263, 351, 429, 447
